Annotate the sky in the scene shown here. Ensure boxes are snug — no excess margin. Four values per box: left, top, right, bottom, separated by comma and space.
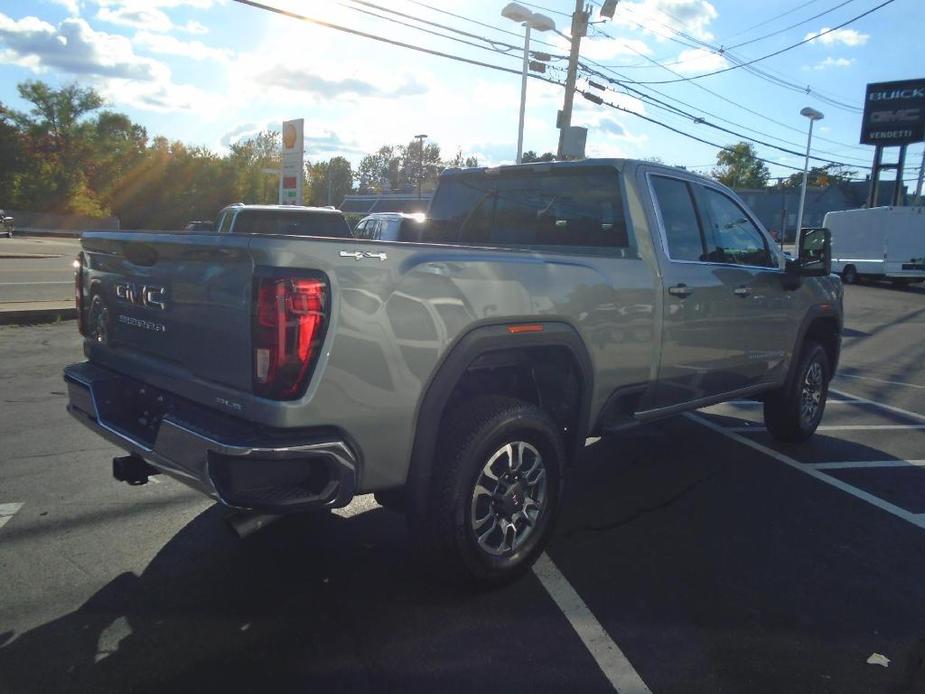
0, 0, 923, 185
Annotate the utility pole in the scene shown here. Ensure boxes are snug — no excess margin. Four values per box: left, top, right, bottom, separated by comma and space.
556, 1, 589, 159
915, 147, 925, 203
414, 133, 428, 199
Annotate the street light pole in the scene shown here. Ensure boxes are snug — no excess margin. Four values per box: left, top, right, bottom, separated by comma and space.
515, 24, 531, 164
414, 133, 427, 199
501, 4, 554, 163
795, 107, 824, 237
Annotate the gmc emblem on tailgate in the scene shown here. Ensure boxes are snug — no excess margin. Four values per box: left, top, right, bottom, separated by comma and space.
115, 282, 167, 310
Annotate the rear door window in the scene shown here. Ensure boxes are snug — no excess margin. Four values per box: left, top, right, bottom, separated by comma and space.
650, 176, 705, 262
427, 168, 632, 255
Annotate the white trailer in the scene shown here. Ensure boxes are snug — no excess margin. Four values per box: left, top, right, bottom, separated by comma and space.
823, 206, 925, 285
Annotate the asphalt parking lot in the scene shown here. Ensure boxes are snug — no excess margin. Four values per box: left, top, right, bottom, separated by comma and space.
1, 281, 924, 694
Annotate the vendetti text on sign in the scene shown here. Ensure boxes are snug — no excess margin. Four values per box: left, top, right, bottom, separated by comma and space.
860, 78, 925, 146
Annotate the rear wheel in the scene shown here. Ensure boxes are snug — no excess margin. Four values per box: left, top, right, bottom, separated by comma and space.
763, 340, 830, 442
410, 396, 564, 586
841, 265, 857, 285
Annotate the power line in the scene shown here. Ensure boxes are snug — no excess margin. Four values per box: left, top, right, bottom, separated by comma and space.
404, 0, 564, 50
579, 88, 871, 179
722, 0, 829, 41
580, 65, 870, 169
605, 5, 862, 111
726, 0, 860, 50
582, 50, 870, 154
229, 0, 559, 81
628, 0, 897, 84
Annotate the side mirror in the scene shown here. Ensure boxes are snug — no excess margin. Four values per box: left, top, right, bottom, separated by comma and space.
785, 227, 831, 276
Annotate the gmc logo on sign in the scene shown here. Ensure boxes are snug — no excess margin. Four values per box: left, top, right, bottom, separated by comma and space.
115, 282, 168, 311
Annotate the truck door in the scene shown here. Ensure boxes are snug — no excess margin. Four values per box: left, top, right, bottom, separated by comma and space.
692, 183, 792, 390
648, 174, 774, 409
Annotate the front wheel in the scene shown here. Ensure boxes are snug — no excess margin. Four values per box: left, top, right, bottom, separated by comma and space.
410, 396, 564, 587
763, 340, 830, 442
841, 265, 857, 285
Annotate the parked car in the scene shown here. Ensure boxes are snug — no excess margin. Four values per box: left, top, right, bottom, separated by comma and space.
353, 212, 426, 242
214, 203, 351, 237
825, 206, 925, 286
183, 220, 213, 232
0, 209, 13, 238
66, 159, 842, 586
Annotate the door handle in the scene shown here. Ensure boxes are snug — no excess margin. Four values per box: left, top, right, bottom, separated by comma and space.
668, 284, 692, 298
733, 286, 752, 297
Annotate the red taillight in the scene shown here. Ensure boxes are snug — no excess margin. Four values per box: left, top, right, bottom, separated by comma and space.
253, 276, 327, 400
74, 253, 85, 335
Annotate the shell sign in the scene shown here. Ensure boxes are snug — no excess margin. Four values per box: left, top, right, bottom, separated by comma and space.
283, 122, 299, 150
280, 118, 304, 205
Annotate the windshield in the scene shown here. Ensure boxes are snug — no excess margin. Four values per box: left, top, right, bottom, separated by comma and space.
232, 210, 350, 237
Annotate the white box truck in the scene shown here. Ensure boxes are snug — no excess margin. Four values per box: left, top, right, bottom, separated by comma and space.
824, 206, 925, 286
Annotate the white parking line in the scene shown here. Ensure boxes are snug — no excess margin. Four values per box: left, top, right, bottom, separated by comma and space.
836, 373, 925, 391
0, 502, 23, 530
686, 413, 925, 531
533, 552, 652, 694
830, 388, 925, 423
809, 460, 925, 470
724, 424, 925, 433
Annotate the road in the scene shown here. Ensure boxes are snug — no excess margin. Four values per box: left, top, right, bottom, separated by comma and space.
0, 282, 924, 693
0, 237, 80, 304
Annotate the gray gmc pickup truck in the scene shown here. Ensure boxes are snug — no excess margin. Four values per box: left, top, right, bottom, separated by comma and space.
65, 159, 842, 585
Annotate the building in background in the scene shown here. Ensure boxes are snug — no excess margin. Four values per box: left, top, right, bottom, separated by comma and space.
736, 180, 907, 241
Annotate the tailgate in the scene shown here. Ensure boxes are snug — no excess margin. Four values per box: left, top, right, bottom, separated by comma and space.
81, 232, 254, 392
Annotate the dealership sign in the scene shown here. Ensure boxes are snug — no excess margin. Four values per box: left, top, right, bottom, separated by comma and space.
860, 79, 925, 146
280, 118, 304, 205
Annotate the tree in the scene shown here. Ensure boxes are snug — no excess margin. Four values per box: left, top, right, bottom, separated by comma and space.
712, 142, 770, 189
522, 151, 556, 163
782, 163, 857, 188
307, 156, 354, 206
447, 148, 479, 168
226, 130, 280, 204
9, 81, 106, 213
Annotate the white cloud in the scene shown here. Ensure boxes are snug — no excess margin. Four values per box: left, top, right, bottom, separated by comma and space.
95, 0, 220, 33
48, 0, 80, 15
808, 56, 855, 70
133, 31, 229, 62
580, 36, 652, 61
179, 20, 207, 34
0, 13, 166, 80
670, 47, 728, 74
803, 27, 869, 47
96, 4, 173, 32
612, 0, 719, 43
0, 12, 220, 113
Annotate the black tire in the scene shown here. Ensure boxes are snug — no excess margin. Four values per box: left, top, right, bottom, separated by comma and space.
763, 340, 830, 442
410, 395, 564, 587
841, 265, 857, 285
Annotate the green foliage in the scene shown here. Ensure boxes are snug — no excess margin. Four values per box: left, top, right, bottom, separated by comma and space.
781, 164, 857, 188
307, 156, 354, 206
712, 142, 770, 189
0, 79, 484, 228
521, 151, 556, 163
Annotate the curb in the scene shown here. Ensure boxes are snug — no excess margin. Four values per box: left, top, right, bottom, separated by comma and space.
0, 253, 64, 259
0, 307, 77, 326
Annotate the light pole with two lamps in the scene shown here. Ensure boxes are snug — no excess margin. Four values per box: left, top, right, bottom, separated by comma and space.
795, 107, 824, 239
500, 3, 555, 164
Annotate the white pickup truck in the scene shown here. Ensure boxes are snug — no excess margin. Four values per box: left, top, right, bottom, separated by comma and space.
825, 206, 925, 286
